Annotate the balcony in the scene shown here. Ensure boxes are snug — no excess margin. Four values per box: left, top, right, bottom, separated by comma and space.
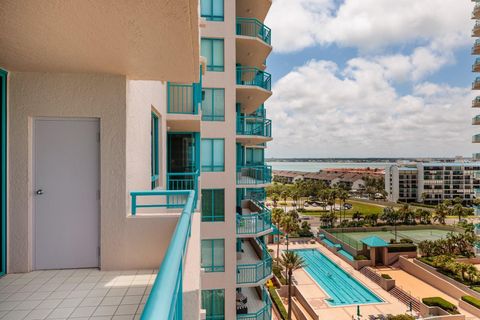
473, 116, 480, 125
473, 77, 480, 90
474, 153, 480, 160
236, 67, 272, 115
237, 200, 273, 237
474, 58, 480, 72
474, 134, 480, 143
236, 18, 272, 70
237, 165, 272, 187
474, 4, 480, 19
474, 40, 480, 55
236, 287, 272, 320
236, 0, 272, 22
237, 115, 272, 145
237, 239, 272, 286
473, 97, 480, 108
473, 22, 480, 37
166, 80, 202, 131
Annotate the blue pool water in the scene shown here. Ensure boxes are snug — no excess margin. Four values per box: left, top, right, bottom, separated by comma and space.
294, 249, 383, 306
320, 238, 355, 261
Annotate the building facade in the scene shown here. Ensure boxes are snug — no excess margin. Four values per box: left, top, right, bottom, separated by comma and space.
0, 0, 273, 319
386, 163, 480, 204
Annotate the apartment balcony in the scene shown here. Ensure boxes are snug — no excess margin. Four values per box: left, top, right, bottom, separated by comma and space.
473, 97, 480, 108
236, 115, 272, 145
473, 77, 480, 90
237, 200, 273, 237
473, 22, 480, 37
473, 134, 480, 143
473, 115, 480, 125
237, 165, 272, 187
166, 81, 202, 131
473, 153, 480, 160
236, 18, 272, 69
474, 4, 480, 19
236, 67, 272, 115
474, 40, 480, 56
237, 239, 272, 286
236, 287, 272, 320
474, 58, 480, 72
236, 0, 272, 22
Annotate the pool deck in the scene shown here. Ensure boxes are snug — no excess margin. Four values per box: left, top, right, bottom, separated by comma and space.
269, 242, 407, 320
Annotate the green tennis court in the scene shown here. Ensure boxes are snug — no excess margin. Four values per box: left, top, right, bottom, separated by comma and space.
330, 228, 457, 249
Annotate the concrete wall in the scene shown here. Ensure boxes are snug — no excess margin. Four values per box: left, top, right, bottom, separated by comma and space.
7, 72, 184, 272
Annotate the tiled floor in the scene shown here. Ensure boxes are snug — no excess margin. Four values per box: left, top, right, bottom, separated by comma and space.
238, 240, 261, 265
0, 269, 156, 320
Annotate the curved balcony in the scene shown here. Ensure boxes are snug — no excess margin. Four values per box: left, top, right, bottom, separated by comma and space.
473, 40, 480, 55
237, 201, 272, 237
474, 4, 480, 19
473, 22, 480, 37
474, 58, 480, 72
236, 67, 272, 114
237, 165, 272, 187
474, 153, 480, 160
237, 239, 272, 286
473, 77, 480, 90
236, 287, 272, 320
474, 134, 480, 143
236, 0, 272, 22
473, 115, 480, 125
236, 115, 272, 145
473, 97, 480, 108
236, 18, 272, 70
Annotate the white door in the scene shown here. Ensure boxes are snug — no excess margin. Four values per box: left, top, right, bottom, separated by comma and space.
34, 118, 100, 270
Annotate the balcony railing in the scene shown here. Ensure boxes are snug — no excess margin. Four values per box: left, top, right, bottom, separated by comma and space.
237, 287, 272, 320
237, 165, 272, 185
474, 58, 480, 71
473, 77, 480, 89
237, 115, 272, 137
236, 67, 271, 91
137, 190, 196, 320
237, 202, 272, 235
473, 40, 480, 54
167, 171, 199, 190
474, 22, 480, 35
473, 97, 480, 108
473, 116, 480, 125
167, 81, 202, 115
473, 134, 480, 143
236, 17, 271, 45
237, 241, 272, 284
474, 153, 480, 160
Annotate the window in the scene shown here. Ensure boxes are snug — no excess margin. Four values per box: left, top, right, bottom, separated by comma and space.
201, 289, 225, 320
245, 148, 264, 166
201, 39, 224, 72
200, 0, 224, 21
201, 139, 224, 172
202, 189, 225, 222
151, 113, 159, 189
202, 88, 225, 121
201, 239, 225, 272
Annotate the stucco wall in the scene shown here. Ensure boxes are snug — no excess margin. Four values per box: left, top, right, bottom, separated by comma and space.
7, 72, 184, 272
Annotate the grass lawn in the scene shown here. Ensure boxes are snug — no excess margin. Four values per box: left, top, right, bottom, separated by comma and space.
301, 199, 384, 216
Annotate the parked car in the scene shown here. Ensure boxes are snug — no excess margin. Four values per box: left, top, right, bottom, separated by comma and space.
343, 203, 352, 209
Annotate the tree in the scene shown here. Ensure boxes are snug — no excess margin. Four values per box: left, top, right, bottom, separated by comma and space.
338, 190, 349, 223
279, 251, 306, 320
452, 203, 465, 223
381, 207, 399, 241
281, 215, 296, 252
272, 208, 284, 266
281, 190, 290, 211
398, 204, 413, 225
433, 203, 448, 225
271, 193, 279, 208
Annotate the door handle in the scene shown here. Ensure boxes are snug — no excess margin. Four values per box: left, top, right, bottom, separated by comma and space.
36, 189, 44, 195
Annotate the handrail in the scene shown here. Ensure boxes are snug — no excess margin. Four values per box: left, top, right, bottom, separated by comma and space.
236, 66, 272, 91
236, 165, 272, 185
237, 287, 272, 320
473, 134, 480, 142
141, 190, 196, 320
237, 115, 272, 137
167, 82, 201, 115
236, 17, 272, 45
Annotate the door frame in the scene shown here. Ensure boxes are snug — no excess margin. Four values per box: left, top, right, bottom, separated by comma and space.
1, 69, 7, 276
32, 117, 101, 270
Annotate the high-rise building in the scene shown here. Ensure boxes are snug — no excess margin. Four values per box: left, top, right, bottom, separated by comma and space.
0, 1, 273, 319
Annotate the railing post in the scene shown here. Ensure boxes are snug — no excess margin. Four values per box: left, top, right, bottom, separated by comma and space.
132, 194, 137, 215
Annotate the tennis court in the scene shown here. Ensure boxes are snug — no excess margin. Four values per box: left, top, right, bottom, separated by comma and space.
330, 228, 457, 249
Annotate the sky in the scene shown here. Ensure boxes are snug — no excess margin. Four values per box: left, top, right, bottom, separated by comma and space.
264, 0, 477, 158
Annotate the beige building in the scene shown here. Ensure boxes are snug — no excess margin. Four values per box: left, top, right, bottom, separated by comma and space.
0, 0, 273, 319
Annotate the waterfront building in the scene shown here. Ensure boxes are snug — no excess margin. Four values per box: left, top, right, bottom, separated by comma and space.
0, 0, 273, 319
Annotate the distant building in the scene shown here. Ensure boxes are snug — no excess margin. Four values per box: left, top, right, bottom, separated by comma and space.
273, 170, 367, 190
385, 162, 480, 204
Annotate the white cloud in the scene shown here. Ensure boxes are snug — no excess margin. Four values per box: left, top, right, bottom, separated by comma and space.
266, 0, 471, 53
266, 59, 475, 158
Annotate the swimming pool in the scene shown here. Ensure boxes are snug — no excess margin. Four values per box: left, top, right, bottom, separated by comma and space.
320, 238, 355, 261
294, 249, 383, 306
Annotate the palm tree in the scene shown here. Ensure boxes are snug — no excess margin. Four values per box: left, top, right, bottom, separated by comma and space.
281, 190, 289, 211
338, 190, 349, 223
279, 251, 306, 320
271, 193, 279, 208
452, 203, 465, 223
433, 203, 448, 225
281, 215, 296, 252
272, 208, 284, 266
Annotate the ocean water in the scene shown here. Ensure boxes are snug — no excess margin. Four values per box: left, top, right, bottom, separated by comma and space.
267, 161, 389, 172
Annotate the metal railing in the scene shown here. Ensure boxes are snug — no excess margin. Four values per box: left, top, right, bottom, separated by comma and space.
236, 202, 272, 235
237, 287, 272, 320
167, 82, 202, 114
473, 58, 480, 70
237, 115, 272, 137
236, 17, 271, 45
236, 165, 272, 185
473, 153, 480, 160
236, 67, 271, 91
473, 77, 480, 89
472, 97, 480, 107
473, 115, 480, 124
140, 190, 196, 320
473, 134, 480, 143
237, 256, 272, 284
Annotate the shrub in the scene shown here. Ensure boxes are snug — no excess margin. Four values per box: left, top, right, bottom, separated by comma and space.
272, 264, 286, 285
422, 297, 458, 314
381, 274, 392, 280
387, 315, 415, 320
355, 255, 368, 260
387, 244, 417, 253
471, 286, 480, 293
462, 295, 480, 309
400, 238, 413, 244
268, 286, 287, 320
389, 238, 397, 244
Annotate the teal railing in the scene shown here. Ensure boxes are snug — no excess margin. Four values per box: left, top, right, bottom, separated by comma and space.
167, 81, 202, 115
237, 165, 272, 185
473, 153, 480, 160
236, 67, 271, 91
236, 202, 272, 235
167, 171, 199, 191
474, 115, 480, 124
473, 97, 480, 106
140, 190, 196, 320
237, 287, 272, 320
473, 77, 480, 89
237, 115, 272, 137
236, 17, 271, 45
237, 242, 272, 284
473, 134, 480, 143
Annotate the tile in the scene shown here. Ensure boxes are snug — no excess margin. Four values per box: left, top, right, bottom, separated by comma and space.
47, 291, 71, 300
120, 296, 142, 305
114, 304, 137, 316
36, 299, 62, 309
101, 296, 122, 306
112, 315, 134, 320
46, 307, 74, 319
28, 291, 52, 300
57, 298, 82, 308
23, 308, 53, 320
90, 317, 112, 320
93, 305, 118, 316
2, 309, 31, 320
106, 288, 127, 297
68, 306, 96, 318
78, 296, 103, 307
14, 299, 42, 310
0, 301, 21, 311
6, 291, 32, 301
87, 289, 109, 298
125, 288, 145, 296
66, 290, 89, 299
